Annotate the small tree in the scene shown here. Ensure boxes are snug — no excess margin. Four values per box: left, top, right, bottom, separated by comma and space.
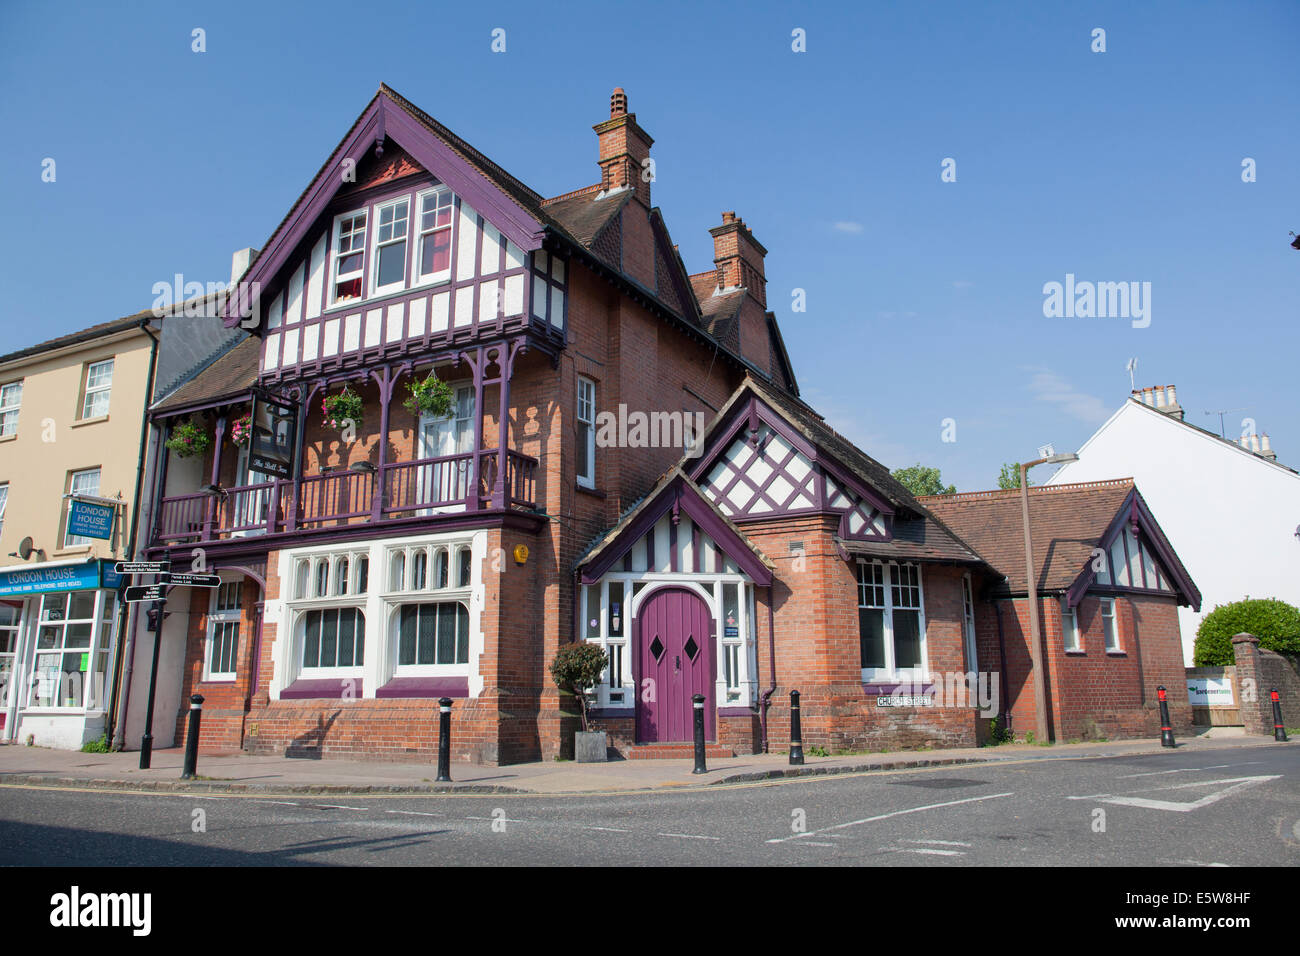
549, 642, 609, 732
997, 462, 1027, 490
892, 464, 955, 497
1193, 597, 1300, 666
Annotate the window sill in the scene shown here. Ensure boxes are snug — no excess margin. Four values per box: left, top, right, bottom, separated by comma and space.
375, 676, 468, 699
320, 278, 452, 318
576, 483, 605, 499
70, 415, 109, 429
0, 434, 15, 443
1105, 650, 1127, 657
1064, 649, 1086, 656
51, 547, 94, 558
199, 677, 238, 685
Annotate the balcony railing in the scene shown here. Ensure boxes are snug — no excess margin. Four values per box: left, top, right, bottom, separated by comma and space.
154, 450, 538, 545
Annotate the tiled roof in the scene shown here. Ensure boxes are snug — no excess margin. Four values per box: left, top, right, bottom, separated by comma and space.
152, 337, 261, 413
699, 289, 745, 352
921, 479, 1137, 593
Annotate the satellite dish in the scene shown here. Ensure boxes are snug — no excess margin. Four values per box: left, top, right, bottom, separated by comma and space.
17, 537, 34, 559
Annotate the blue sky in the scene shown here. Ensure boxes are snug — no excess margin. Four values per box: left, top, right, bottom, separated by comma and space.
2, 0, 1297, 490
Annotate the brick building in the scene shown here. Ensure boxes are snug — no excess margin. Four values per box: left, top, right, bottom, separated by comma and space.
127, 86, 1201, 763
924, 480, 1201, 742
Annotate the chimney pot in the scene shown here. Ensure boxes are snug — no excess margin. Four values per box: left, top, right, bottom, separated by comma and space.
1142, 387, 1155, 405
1261, 433, 1273, 452
1166, 384, 1177, 405
722, 211, 736, 224
1251, 433, 1261, 452
610, 88, 627, 118
1155, 386, 1167, 407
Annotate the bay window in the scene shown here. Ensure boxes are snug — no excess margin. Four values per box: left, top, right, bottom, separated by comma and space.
302, 607, 365, 670
858, 560, 927, 683
27, 590, 114, 709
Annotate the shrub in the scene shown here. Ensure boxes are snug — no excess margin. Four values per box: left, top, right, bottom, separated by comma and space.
1194, 597, 1300, 666
549, 642, 608, 732
81, 733, 110, 754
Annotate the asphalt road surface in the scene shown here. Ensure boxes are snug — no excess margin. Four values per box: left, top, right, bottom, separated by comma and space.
2, 746, 1296, 866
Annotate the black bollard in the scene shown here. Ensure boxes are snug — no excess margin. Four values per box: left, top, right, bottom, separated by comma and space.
691, 693, 707, 774
1271, 689, 1289, 742
1157, 685, 1175, 748
436, 697, 453, 782
180, 694, 204, 780
789, 689, 805, 765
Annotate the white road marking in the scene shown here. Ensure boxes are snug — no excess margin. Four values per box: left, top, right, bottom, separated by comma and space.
258, 800, 300, 806
385, 809, 442, 817
903, 838, 971, 847
1068, 775, 1281, 813
767, 791, 1014, 844
1118, 761, 1260, 778
658, 832, 722, 841
583, 826, 630, 833
315, 804, 368, 811
885, 846, 964, 857
788, 841, 836, 847
467, 815, 525, 823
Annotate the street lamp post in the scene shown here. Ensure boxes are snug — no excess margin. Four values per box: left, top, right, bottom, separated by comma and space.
1019, 451, 1079, 744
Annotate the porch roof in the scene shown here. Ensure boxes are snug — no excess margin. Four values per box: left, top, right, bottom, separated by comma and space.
575, 468, 775, 586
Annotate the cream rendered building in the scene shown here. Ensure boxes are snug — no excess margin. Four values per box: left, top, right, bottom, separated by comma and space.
0, 315, 159, 747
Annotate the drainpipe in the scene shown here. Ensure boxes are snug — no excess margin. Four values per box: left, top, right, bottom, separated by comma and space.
108, 320, 160, 749
759, 590, 777, 753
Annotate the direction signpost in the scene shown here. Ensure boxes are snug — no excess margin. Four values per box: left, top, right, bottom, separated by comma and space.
118, 561, 222, 769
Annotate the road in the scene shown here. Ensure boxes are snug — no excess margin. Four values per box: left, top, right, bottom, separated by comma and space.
1, 746, 1296, 866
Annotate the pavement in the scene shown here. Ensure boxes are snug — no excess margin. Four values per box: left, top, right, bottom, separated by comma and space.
0, 725, 1288, 796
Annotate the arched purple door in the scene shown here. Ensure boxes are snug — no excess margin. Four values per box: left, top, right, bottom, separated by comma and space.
636, 587, 715, 743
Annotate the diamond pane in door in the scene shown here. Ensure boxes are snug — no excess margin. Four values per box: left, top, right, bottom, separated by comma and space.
636, 588, 714, 743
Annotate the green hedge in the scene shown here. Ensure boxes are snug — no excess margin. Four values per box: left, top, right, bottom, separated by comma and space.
1193, 597, 1300, 666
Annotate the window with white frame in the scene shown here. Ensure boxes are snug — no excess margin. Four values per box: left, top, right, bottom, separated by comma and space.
372, 198, 410, 294
416, 186, 454, 283
858, 560, 926, 682
0, 602, 23, 711
63, 468, 101, 548
385, 540, 475, 674
28, 590, 115, 709
205, 580, 242, 680
331, 210, 368, 303
0, 483, 7, 539
1100, 597, 1120, 652
1063, 600, 1081, 652
294, 551, 369, 600
720, 582, 744, 702
576, 377, 595, 488
80, 359, 113, 419
0, 381, 21, 437
301, 607, 365, 670
582, 580, 630, 706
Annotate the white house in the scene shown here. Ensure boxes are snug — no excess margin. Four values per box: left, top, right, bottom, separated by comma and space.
1047, 384, 1300, 664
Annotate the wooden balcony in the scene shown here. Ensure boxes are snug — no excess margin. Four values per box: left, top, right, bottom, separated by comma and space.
154, 450, 538, 545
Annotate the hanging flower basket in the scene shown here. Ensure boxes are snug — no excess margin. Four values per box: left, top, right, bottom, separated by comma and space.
230, 412, 253, 447
322, 387, 364, 430
403, 372, 455, 418
166, 420, 212, 459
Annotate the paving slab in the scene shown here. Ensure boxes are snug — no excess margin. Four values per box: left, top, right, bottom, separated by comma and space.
0, 731, 1288, 796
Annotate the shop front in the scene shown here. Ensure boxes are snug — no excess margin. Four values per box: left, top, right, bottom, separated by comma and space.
0, 559, 122, 748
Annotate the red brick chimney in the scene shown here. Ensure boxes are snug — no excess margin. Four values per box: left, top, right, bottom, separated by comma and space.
594, 88, 654, 207
709, 211, 768, 308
